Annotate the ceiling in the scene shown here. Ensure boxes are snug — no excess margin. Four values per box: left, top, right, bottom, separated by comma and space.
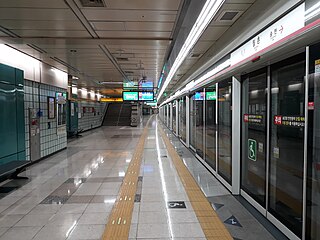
0, 0, 259, 99
0, 0, 183, 94
163, 0, 257, 99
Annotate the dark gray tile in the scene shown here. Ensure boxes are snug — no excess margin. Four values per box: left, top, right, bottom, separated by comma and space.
211, 202, 225, 211
41, 196, 69, 204
64, 178, 87, 184
134, 194, 141, 203
224, 215, 242, 227
66, 195, 94, 204
103, 177, 124, 182
90, 195, 118, 203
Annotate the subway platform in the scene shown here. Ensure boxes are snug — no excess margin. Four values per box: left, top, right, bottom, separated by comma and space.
0, 116, 283, 240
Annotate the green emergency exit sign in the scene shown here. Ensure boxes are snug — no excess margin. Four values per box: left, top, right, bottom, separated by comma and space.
248, 139, 257, 161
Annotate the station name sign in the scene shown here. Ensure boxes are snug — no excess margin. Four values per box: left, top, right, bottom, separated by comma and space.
230, 3, 305, 66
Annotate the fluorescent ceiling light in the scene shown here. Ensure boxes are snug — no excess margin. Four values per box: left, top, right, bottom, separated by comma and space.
157, 0, 225, 101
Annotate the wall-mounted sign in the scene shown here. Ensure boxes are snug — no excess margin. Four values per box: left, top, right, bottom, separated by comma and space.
274, 115, 305, 127
308, 102, 315, 110
243, 114, 263, 124
123, 91, 138, 101
139, 92, 154, 101
230, 3, 305, 66
206, 91, 216, 100
248, 139, 257, 161
47, 96, 55, 119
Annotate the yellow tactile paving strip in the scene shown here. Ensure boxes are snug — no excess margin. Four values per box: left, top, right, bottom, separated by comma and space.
159, 126, 233, 240
101, 118, 152, 240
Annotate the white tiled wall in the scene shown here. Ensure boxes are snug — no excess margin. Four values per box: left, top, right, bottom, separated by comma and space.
78, 101, 108, 131
24, 80, 67, 160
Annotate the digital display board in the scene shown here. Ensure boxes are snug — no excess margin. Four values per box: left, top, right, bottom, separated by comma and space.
139, 81, 153, 89
193, 92, 205, 100
139, 92, 154, 101
123, 91, 138, 101
206, 91, 216, 100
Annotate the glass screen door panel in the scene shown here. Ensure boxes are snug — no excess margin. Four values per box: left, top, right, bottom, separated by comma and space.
306, 41, 320, 240
179, 97, 187, 142
190, 95, 196, 149
190, 91, 205, 157
241, 68, 267, 206
195, 93, 204, 158
205, 85, 217, 170
218, 79, 232, 183
173, 102, 177, 133
269, 53, 305, 238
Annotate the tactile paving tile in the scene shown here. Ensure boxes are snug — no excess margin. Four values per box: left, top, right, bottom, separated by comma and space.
101, 117, 152, 240
159, 126, 233, 240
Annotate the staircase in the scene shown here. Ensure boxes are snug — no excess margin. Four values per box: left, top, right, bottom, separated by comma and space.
103, 103, 132, 126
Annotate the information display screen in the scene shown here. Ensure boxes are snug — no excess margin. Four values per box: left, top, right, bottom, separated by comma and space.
123, 91, 138, 101
193, 92, 205, 100
206, 91, 216, 100
139, 92, 154, 101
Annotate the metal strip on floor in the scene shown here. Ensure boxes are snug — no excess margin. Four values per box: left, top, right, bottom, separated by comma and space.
101, 118, 152, 240
159, 125, 233, 240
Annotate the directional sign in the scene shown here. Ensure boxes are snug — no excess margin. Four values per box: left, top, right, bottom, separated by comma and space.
248, 139, 257, 161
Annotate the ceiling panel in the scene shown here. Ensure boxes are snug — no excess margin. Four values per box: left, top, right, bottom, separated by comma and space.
12, 30, 91, 38
125, 22, 174, 32
0, 20, 85, 30
82, 9, 177, 22
0, 0, 68, 8
199, 26, 229, 41
0, 9, 77, 21
100, 0, 181, 11
91, 22, 125, 31
97, 31, 171, 39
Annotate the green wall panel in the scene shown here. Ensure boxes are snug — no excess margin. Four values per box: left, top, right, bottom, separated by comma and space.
0, 154, 17, 165
18, 151, 26, 161
16, 86, 25, 153
15, 69, 24, 86
0, 82, 17, 159
0, 64, 15, 84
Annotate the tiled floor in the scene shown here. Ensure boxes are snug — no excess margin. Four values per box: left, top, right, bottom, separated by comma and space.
0, 116, 280, 239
